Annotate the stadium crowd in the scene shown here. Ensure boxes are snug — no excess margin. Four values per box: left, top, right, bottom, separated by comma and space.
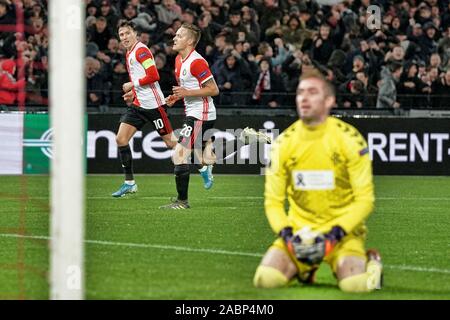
0, 0, 450, 109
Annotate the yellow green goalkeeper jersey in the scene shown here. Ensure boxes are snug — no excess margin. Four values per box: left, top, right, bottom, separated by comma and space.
264, 116, 374, 235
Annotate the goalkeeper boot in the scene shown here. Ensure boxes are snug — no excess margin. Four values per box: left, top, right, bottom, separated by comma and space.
199, 165, 214, 190
112, 182, 137, 198
159, 198, 190, 209
239, 127, 272, 145
366, 248, 383, 290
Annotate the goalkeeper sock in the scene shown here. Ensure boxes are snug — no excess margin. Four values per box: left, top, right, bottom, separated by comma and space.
174, 164, 190, 201
118, 145, 133, 181
253, 266, 289, 289
338, 260, 382, 293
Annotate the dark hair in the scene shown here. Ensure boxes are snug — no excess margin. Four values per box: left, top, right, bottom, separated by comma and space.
118, 21, 137, 32
389, 61, 403, 73
181, 23, 201, 46
351, 80, 364, 92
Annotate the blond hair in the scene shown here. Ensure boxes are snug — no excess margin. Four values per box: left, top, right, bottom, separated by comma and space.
181, 23, 201, 47
299, 69, 335, 97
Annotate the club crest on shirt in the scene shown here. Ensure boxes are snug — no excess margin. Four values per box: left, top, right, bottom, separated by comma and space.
182, 69, 187, 76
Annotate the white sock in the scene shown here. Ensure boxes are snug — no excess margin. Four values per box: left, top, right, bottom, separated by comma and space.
198, 166, 207, 173
125, 180, 135, 185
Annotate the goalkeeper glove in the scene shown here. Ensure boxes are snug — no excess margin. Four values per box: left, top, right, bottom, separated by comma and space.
320, 225, 346, 257
279, 226, 324, 265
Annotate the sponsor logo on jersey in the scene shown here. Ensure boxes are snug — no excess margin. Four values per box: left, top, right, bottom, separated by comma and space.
138, 52, 150, 60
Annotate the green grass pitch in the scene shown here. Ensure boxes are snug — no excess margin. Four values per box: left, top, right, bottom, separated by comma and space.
0, 175, 449, 299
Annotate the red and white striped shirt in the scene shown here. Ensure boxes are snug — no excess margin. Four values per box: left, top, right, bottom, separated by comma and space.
174, 50, 216, 121
126, 41, 165, 109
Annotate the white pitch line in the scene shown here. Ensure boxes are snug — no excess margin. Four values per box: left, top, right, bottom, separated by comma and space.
4, 196, 450, 201
0, 233, 262, 258
384, 265, 450, 274
1, 233, 450, 275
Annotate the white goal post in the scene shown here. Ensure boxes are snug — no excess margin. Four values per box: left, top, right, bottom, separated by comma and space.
49, 0, 85, 300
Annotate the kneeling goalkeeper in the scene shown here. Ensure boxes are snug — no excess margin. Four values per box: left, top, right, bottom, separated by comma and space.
253, 70, 383, 292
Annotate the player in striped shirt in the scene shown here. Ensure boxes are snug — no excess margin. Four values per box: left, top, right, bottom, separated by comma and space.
112, 21, 177, 197
160, 23, 272, 209
159, 23, 219, 209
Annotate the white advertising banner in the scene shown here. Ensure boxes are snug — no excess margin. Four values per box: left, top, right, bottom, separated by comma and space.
0, 113, 23, 175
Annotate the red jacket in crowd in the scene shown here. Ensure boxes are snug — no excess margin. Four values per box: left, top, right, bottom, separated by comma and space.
0, 59, 26, 105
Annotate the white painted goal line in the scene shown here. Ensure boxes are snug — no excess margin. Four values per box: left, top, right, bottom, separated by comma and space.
0, 233, 449, 275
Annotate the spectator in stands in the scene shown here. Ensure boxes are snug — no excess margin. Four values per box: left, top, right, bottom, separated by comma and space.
132, 12, 158, 34
100, 0, 119, 32
110, 60, 128, 107
197, 11, 222, 56
86, 3, 98, 19
181, 8, 196, 24
154, 0, 182, 27
338, 79, 367, 109
346, 55, 366, 81
256, 0, 283, 33
258, 38, 288, 68
251, 58, 285, 108
104, 37, 123, 64
216, 51, 253, 106
432, 68, 450, 108
418, 22, 438, 60
86, 57, 107, 108
225, 9, 255, 45
442, 3, 450, 30
154, 52, 176, 93
438, 26, 450, 67
241, 6, 260, 46
415, 2, 433, 26
0, 0, 15, 41
408, 22, 423, 45
122, 3, 138, 21
326, 49, 347, 87
312, 23, 334, 66
429, 52, 443, 72
0, 59, 25, 106
355, 70, 378, 107
376, 61, 403, 110
89, 16, 112, 51
398, 60, 422, 108
281, 48, 302, 93
282, 15, 314, 50
385, 44, 406, 64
